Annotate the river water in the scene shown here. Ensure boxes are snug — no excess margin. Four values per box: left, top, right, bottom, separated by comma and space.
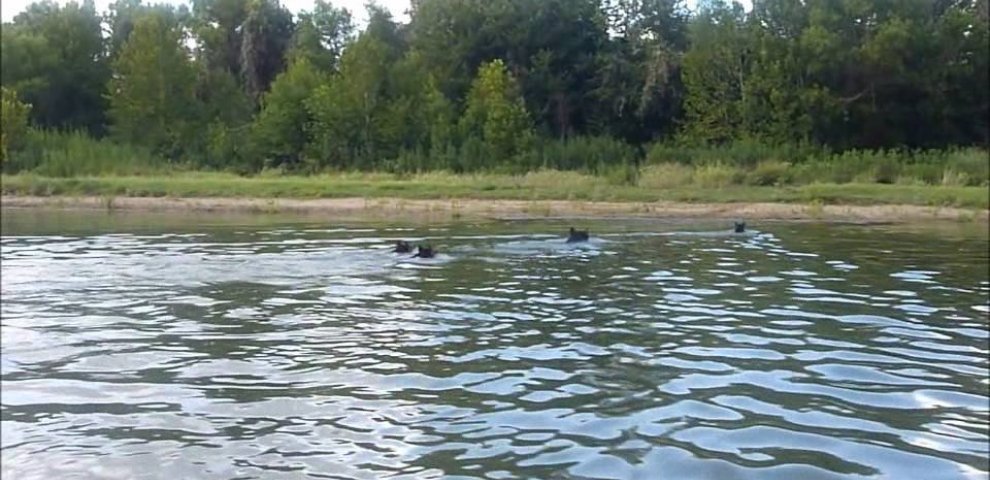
1, 208, 987, 480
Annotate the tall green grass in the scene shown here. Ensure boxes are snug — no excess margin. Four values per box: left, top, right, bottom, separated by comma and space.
2, 130, 987, 192
791, 149, 988, 186
3, 171, 986, 208
531, 135, 640, 173
644, 142, 988, 187
387, 135, 641, 176
5, 129, 166, 177
646, 140, 820, 167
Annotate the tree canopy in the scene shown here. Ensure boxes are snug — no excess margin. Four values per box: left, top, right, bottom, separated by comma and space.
1, 0, 986, 172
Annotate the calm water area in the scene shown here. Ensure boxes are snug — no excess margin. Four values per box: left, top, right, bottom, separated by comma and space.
1, 208, 988, 479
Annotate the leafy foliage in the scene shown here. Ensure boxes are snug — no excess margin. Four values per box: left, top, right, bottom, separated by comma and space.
0, 0, 986, 174
680, 0, 989, 149
460, 60, 535, 169
251, 58, 324, 170
239, 0, 295, 102
2, 1, 109, 133
1, 87, 33, 164
305, 35, 396, 170
288, 0, 353, 73
107, 12, 198, 158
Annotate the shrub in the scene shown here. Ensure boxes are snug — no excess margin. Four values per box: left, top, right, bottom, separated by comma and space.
538, 135, 640, 173
645, 143, 696, 165
645, 140, 821, 168
767, 148, 909, 184
944, 148, 989, 186
1, 87, 32, 166
205, 122, 255, 174
745, 160, 793, 186
455, 136, 489, 173
601, 162, 640, 186
389, 149, 428, 174
941, 169, 970, 186
715, 139, 782, 167
870, 152, 900, 184
899, 162, 942, 185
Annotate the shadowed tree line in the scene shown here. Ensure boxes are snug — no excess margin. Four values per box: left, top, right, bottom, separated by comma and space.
1, 0, 987, 174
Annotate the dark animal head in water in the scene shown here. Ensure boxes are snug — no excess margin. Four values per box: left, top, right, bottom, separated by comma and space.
394, 240, 412, 253
415, 245, 435, 258
734, 221, 746, 233
567, 227, 590, 243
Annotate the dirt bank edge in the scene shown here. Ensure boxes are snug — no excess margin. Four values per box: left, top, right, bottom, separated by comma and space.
3, 195, 987, 223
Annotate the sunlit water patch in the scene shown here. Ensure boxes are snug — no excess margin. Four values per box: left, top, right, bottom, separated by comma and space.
2, 209, 988, 479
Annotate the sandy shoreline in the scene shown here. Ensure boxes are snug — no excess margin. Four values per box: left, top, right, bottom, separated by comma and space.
3, 195, 987, 223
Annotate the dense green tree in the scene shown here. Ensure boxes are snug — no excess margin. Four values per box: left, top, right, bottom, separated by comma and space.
364, 3, 408, 59
590, 0, 689, 143
239, 0, 295, 101
191, 0, 294, 102
680, 0, 988, 149
937, 1, 989, 145
107, 13, 198, 157
460, 59, 534, 168
0, 26, 58, 105
1, 87, 33, 164
191, 0, 249, 76
1, 0, 986, 173
105, 0, 189, 60
197, 65, 254, 167
289, 1, 354, 73
382, 52, 456, 162
304, 8, 412, 170
196, 67, 253, 128
2, 1, 109, 133
305, 35, 395, 169
680, 1, 749, 144
409, 0, 609, 139
250, 58, 325, 169
407, 0, 483, 102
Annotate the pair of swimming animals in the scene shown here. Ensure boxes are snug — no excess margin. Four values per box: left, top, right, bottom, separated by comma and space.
391, 221, 747, 258
393, 241, 435, 258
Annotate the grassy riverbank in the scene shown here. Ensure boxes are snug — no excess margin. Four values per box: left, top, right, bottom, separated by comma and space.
2, 170, 987, 209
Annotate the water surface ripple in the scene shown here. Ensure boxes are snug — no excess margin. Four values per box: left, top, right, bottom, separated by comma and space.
2, 212, 988, 479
